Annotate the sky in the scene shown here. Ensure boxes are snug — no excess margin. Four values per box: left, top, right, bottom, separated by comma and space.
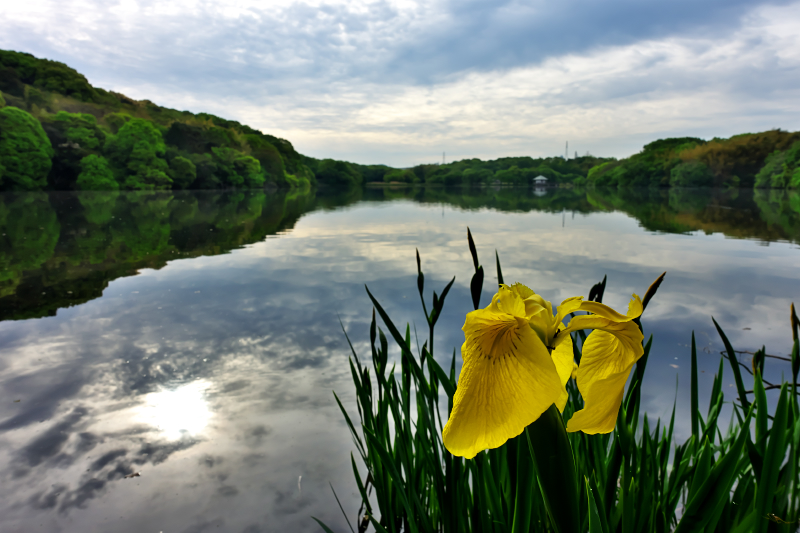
2, 0, 800, 166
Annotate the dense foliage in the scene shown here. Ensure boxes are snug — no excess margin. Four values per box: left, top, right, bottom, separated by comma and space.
587, 131, 800, 189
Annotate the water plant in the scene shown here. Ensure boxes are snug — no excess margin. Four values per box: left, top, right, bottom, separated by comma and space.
317, 229, 800, 533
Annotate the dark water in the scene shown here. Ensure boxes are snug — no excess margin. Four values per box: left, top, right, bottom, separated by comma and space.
0, 186, 798, 532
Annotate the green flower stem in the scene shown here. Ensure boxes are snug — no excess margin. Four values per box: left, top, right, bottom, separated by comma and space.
526, 404, 581, 533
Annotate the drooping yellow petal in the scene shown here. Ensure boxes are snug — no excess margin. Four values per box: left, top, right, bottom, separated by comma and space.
552, 332, 574, 412
443, 291, 564, 459
561, 294, 643, 340
565, 329, 638, 433
576, 293, 643, 323
567, 331, 633, 435
555, 296, 584, 326
563, 294, 644, 434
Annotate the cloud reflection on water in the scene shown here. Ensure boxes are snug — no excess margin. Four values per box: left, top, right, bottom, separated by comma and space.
136, 380, 212, 440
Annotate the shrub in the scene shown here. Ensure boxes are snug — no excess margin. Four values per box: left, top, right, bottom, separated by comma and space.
0, 106, 53, 190
168, 156, 197, 189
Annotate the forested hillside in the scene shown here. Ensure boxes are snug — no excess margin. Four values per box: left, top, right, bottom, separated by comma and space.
585, 131, 800, 189
0, 49, 323, 191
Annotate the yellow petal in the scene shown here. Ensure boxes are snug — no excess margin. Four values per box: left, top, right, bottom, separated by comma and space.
509, 282, 535, 299
627, 293, 643, 319
552, 332, 573, 412
566, 357, 629, 434
577, 293, 643, 323
566, 320, 643, 434
555, 296, 584, 325
443, 308, 563, 458
493, 284, 527, 317
509, 283, 549, 318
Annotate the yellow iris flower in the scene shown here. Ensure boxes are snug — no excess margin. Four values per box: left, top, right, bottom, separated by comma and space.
442, 283, 643, 459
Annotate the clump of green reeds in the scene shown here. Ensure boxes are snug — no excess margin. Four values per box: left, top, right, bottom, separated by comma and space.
316, 230, 800, 533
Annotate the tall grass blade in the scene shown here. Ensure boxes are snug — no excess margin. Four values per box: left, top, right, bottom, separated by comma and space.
495, 250, 504, 286
312, 517, 339, 533
588, 275, 607, 303
511, 432, 535, 533
641, 272, 666, 312
586, 477, 609, 533
691, 331, 699, 441
526, 405, 581, 533
713, 317, 751, 410
674, 409, 752, 533
329, 482, 357, 533
754, 383, 790, 533
467, 228, 483, 310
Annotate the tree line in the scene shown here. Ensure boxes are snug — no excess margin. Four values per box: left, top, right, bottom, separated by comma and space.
1, 49, 799, 191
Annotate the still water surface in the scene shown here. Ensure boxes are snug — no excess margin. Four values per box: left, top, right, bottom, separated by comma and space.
0, 186, 799, 532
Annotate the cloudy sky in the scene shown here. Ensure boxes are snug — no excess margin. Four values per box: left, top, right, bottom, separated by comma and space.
2, 0, 800, 166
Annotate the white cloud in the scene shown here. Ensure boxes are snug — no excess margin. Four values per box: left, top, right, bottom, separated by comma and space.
190, 2, 800, 165
1, 0, 799, 165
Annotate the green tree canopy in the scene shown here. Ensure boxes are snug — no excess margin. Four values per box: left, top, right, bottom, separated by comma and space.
245, 134, 285, 185
0, 106, 53, 190
383, 168, 419, 183
211, 147, 265, 189
670, 161, 714, 187
315, 159, 362, 186
462, 168, 493, 186
495, 166, 525, 184
754, 142, 800, 189
105, 118, 172, 190
51, 111, 105, 150
680, 130, 800, 187
168, 156, 197, 189
77, 154, 118, 190
105, 112, 131, 134
0, 50, 99, 102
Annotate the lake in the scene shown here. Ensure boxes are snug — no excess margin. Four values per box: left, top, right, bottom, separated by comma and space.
0, 186, 798, 532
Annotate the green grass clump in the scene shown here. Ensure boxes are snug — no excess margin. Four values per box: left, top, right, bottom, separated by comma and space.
319, 231, 800, 533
